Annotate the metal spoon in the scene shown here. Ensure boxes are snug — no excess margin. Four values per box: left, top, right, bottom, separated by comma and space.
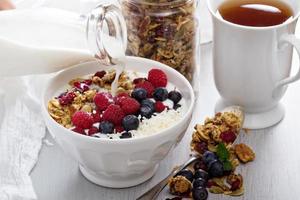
136, 155, 200, 200
136, 106, 245, 200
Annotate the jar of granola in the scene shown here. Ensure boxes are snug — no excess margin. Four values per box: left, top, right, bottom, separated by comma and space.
120, 0, 199, 83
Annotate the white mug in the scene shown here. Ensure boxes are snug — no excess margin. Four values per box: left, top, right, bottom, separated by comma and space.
207, 0, 300, 129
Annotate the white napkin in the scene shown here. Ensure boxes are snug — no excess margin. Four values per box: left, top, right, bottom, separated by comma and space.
0, 76, 48, 200
0, 7, 89, 200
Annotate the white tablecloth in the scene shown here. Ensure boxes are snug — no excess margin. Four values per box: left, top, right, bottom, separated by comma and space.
0, 0, 210, 199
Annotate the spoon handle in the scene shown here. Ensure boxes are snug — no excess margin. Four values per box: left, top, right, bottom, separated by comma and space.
136, 156, 199, 200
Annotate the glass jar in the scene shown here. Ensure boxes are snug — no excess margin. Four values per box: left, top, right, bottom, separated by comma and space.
120, 0, 199, 83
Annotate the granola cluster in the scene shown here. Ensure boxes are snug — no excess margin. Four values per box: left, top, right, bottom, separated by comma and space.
168, 176, 192, 195
121, 0, 198, 81
191, 112, 242, 153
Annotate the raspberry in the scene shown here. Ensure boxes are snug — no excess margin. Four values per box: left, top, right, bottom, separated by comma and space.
154, 101, 166, 113
102, 104, 125, 125
220, 130, 237, 143
83, 79, 92, 85
73, 81, 89, 92
72, 127, 85, 134
230, 179, 241, 191
94, 92, 114, 111
119, 97, 140, 115
92, 110, 102, 123
115, 126, 124, 133
88, 126, 99, 135
194, 141, 208, 154
71, 111, 93, 129
148, 69, 167, 88
58, 91, 76, 106
114, 92, 130, 105
135, 81, 154, 97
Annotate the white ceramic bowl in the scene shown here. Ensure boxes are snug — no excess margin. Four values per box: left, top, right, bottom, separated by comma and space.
41, 56, 195, 188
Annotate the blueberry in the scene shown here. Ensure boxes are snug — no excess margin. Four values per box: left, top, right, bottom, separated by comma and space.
192, 187, 208, 200
176, 169, 194, 182
131, 88, 147, 101
140, 106, 153, 119
202, 151, 217, 165
120, 131, 132, 139
193, 178, 207, 188
99, 121, 114, 134
208, 160, 224, 177
122, 115, 139, 131
153, 87, 168, 101
141, 99, 155, 111
194, 169, 209, 181
168, 90, 182, 104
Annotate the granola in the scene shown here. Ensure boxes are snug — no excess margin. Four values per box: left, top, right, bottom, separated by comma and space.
191, 112, 243, 154
168, 176, 192, 195
120, 0, 198, 81
166, 110, 255, 199
234, 143, 255, 163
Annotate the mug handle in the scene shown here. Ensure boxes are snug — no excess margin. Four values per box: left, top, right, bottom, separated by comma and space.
86, 4, 127, 65
273, 34, 300, 97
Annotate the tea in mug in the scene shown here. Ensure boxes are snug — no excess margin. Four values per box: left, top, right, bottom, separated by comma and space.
218, 0, 293, 27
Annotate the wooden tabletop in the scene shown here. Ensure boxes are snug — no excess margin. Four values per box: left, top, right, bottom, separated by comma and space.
30, 39, 300, 200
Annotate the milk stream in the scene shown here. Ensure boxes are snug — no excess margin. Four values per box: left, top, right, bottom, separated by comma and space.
103, 35, 127, 96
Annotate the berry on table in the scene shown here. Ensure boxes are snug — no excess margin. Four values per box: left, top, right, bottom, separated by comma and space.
193, 160, 207, 171
220, 130, 237, 143
131, 88, 147, 101
192, 187, 208, 200
193, 178, 207, 188
148, 68, 168, 88
194, 169, 209, 181
202, 151, 218, 165
176, 169, 194, 182
208, 160, 224, 178
102, 104, 125, 125
153, 87, 168, 101
71, 111, 93, 129
122, 115, 139, 131
168, 90, 182, 104
93, 92, 114, 111
99, 121, 114, 134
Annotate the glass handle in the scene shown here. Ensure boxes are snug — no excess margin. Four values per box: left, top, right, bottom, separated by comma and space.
86, 4, 127, 65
